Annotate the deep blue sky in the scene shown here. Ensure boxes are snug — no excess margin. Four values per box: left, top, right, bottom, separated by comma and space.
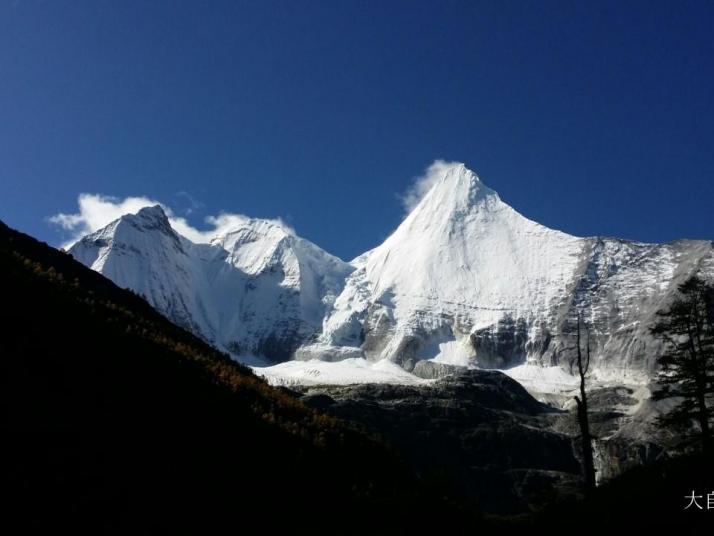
1, 0, 712, 260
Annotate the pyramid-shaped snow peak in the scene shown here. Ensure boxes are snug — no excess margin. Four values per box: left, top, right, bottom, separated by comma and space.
318, 163, 585, 364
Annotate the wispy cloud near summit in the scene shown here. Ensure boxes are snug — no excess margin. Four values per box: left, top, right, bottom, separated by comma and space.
399, 160, 462, 215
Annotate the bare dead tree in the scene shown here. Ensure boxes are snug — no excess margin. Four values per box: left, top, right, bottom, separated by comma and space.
573, 313, 596, 493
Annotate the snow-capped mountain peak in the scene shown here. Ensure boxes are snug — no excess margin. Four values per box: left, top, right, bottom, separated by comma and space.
69, 204, 184, 271
111, 204, 178, 240
317, 163, 585, 365
68, 163, 714, 384
409, 163, 497, 217
315, 162, 713, 381
212, 219, 296, 274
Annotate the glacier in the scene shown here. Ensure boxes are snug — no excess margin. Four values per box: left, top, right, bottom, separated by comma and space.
67, 162, 714, 388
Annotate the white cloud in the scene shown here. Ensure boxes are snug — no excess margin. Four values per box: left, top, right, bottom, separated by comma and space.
400, 159, 462, 214
49, 193, 294, 248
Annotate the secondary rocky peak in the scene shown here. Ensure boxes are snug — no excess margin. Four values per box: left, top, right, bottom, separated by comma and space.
135, 204, 169, 223
111, 204, 177, 240
212, 217, 292, 251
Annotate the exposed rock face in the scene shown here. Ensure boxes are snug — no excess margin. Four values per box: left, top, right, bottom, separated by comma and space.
544, 383, 673, 487
410, 360, 464, 379
297, 369, 583, 514
296, 369, 677, 509
471, 315, 529, 368
541, 238, 714, 378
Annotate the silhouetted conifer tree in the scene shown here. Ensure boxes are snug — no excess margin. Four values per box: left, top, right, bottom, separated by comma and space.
651, 275, 714, 454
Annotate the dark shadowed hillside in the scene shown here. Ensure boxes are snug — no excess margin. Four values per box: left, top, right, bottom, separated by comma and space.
0, 220, 484, 535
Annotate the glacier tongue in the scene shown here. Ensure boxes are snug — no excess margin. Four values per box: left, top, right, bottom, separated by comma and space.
255, 358, 430, 388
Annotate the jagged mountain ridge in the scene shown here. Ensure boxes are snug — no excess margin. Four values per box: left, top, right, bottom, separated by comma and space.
68, 163, 714, 379
70, 205, 353, 363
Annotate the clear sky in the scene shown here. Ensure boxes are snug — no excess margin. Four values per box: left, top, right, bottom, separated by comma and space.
1, 0, 712, 260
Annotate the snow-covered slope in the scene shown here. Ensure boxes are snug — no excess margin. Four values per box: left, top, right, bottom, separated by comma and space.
68, 163, 713, 385
69, 206, 352, 363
